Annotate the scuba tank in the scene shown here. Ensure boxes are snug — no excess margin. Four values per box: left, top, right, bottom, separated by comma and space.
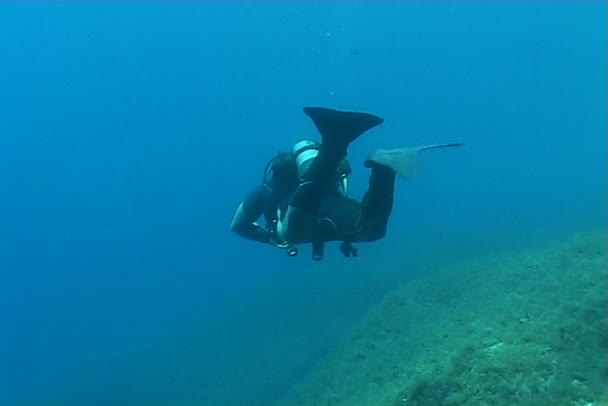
291, 139, 349, 196
291, 139, 320, 180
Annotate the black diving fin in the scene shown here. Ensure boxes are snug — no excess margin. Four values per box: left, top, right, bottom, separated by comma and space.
303, 107, 384, 154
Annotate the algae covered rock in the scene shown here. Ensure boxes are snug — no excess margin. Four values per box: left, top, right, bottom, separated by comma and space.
276, 232, 608, 406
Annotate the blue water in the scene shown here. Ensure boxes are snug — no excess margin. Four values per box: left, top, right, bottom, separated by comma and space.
0, 3, 605, 405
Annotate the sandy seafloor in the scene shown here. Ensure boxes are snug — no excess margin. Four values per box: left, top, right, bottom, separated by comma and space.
274, 231, 607, 406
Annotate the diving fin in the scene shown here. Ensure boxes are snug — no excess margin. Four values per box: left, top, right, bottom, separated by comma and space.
303, 107, 384, 155
417, 143, 465, 152
365, 143, 464, 178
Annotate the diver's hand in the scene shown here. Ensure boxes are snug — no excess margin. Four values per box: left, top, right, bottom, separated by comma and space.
339, 241, 358, 258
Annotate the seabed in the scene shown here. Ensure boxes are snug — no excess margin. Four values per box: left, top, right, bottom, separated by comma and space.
276, 231, 608, 406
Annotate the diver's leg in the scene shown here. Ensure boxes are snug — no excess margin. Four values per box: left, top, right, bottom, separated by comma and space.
278, 107, 383, 244
356, 163, 396, 242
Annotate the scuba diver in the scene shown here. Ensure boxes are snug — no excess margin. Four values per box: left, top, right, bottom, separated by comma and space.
230, 106, 380, 257
230, 106, 463, 260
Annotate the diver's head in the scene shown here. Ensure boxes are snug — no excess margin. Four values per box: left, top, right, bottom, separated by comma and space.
291, 139, 320, 179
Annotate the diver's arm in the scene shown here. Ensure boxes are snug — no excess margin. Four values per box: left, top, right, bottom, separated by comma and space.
230, 185, 273, 244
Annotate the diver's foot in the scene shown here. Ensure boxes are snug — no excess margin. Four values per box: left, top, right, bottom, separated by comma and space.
364, 148, 419, 177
